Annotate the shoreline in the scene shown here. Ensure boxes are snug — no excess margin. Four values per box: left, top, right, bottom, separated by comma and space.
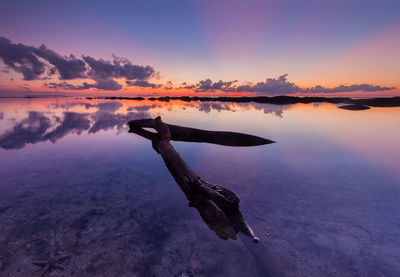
87, 95, 400, 107
1, 95, 400, 107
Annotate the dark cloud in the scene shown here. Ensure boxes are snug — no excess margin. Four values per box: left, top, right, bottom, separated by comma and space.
163, 80, 173, 90
181, 84, 196, 89
44, 82, 84, 90
0, 37, 157, 91
195, 79, 237, 92
32, 45, 87, 80
1, 36, 395, 95
189, 74, 396, 95
125, 80, 161, 88
93, 78, 122, 90
180, 79, 237, 92
0, 112, 4, 120
44, 78, 122, 91
0, 37, 46, 80
236, 74, 301, 94
83, 55, 155, 80
304, 84, 395, 93
0, 37, 86, 80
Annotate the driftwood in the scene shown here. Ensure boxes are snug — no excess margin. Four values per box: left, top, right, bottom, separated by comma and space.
128, 117, 272, 241
152, 123, 274, 146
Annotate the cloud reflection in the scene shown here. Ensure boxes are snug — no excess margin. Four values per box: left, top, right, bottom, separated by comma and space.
198, 102, 232, 113
0, 111, 52, 149
0, 103, 149, 150
0, 100, 292, 150
44, 112, 91, 142
195, 101, 290, 117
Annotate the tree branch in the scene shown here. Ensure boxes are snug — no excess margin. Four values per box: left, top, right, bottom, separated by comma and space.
128, 117, 259, 241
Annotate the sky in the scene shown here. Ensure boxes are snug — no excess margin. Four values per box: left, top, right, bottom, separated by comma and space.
0, 0, 399, 97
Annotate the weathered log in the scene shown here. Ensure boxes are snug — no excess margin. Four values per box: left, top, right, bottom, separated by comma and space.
128, 117, 261, 241
129, 118, 275, 147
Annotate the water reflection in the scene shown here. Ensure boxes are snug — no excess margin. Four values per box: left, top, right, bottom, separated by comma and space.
0, 111, 87, 149
0, 102, 150, 149
0, 98, 400, 276
198, 102, 232, 113
127, 104, 160, 112
183, 101, 290, 117
0, 100, 290, 150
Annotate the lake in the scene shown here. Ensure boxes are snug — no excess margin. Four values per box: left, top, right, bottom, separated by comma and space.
0, 97, 399, 276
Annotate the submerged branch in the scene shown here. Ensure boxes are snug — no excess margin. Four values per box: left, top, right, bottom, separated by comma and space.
128, 117, 264, 241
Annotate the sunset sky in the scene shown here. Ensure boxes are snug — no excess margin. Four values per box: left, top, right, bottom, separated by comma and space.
0, 0, 399, 97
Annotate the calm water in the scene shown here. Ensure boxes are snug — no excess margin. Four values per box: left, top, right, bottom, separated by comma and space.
0, 98, 399, 276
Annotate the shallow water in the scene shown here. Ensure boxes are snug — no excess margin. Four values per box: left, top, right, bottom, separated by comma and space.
0, 98, 399, 276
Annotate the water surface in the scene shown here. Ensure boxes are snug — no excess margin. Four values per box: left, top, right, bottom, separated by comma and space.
0, 98, 399, 276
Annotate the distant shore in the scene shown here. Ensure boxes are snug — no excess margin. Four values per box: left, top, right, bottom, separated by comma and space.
2, 95, 400, 107
86, 95, 400, 107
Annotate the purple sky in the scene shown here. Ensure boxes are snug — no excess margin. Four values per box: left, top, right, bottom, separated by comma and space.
0, 0, 399, 96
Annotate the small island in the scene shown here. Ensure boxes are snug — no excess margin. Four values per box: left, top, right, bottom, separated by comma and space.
339, 104, 371, 110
